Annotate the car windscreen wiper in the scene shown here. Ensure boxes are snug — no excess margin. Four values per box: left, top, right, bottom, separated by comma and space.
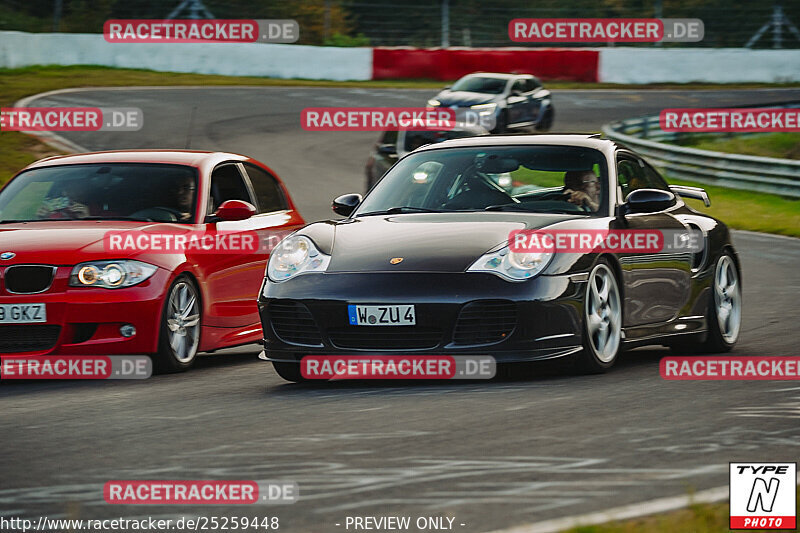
484, 204, 529, 211
357, 206, 444, 216
484, 204, 578, 214
77, 216, 154, 221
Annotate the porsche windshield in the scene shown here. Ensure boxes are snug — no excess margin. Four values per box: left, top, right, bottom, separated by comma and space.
0, 163, 199, 223
356, 145, 609, 216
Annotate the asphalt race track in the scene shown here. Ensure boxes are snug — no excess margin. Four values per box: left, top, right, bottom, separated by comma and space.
2, 87, 799, 532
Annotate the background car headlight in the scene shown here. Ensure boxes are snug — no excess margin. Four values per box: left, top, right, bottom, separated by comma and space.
70, 260, 157, 289
470, 102, 498, 115
467, 245, 552, 282
426, 99, 441, 107
267, 235, 330, 282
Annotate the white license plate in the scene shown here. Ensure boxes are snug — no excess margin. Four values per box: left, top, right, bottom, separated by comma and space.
0, 303, 46, 323
348, 304, 415, 326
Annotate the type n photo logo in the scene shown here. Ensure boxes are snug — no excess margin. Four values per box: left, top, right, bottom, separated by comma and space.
730, 462, 797, 529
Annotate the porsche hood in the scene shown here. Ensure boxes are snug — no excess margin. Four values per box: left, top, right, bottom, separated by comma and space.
305, 213, 574, 273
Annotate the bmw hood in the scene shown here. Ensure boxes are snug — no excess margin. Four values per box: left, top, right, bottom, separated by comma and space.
311, 213, 573, 273
434, 91, 498, 108
0, 221, 183, 267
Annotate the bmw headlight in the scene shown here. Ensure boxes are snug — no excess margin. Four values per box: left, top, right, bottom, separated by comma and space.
426, 99, 441, 107
470, 102, 498, 115
467, 245, 552, 282
70, 260, 157, 289
267, 235, 330, 283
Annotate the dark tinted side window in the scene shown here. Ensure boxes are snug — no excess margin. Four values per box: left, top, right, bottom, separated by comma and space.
380, 131, 398, 146
511, 79, 526, 93
617, 155, 670, 200
641, 161, 671, 191
243, 163, 288, 214
526, 78, 541, 92
209, 164, 252, 213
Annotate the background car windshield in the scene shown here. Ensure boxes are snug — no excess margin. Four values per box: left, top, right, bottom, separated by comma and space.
0, 163, 199, 222
449, 76, 507, 94
356, 145, 608, 216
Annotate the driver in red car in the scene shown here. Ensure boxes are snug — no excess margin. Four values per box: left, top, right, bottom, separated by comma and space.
172, 175, 196, 222
564, 170, 600, 212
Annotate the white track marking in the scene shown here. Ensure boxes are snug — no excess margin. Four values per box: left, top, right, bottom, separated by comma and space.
489, 473, 800, 533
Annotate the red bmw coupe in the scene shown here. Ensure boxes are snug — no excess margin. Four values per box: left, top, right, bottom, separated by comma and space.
0, 150, 305, 372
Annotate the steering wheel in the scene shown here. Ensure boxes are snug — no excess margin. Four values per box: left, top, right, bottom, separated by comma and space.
559, 192, 593, 213
130, 207, 184, 222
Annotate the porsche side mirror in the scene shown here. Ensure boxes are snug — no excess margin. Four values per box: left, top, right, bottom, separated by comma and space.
377, 143, 397, 156
622, 189, 677, 215
332, 193, 362, 217
214, 200, 256, 221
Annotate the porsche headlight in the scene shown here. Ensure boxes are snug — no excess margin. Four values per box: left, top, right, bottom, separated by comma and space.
70, 260, 157, 289
427, 99, 441, 107
467, 246, 552, 282
470, 102, 497, 115
267, 235, 330, 283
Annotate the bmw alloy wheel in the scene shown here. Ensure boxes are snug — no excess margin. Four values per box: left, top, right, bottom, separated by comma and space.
166, 280, 200, 364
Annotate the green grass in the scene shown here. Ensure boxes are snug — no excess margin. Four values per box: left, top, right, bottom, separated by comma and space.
510, 167, 567, 188
567, 489, 800, 532
675, 133, 800, 160
0, 65, 798, 237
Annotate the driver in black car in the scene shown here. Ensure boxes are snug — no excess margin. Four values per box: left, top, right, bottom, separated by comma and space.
172, 175, 196, 221
563, 170, 600, 212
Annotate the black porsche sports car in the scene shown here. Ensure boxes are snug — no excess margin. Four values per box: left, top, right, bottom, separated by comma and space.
426, 72, 554, 133
258, 135, 742, 382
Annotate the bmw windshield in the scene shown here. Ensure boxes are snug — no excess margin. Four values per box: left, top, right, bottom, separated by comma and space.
355, 145, 609, 216
0, 163, 199, 223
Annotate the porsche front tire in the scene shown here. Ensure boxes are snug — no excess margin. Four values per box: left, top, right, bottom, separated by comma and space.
574, 261, 623, 373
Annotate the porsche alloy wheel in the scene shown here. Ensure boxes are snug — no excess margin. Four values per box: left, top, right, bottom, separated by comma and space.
576, 261, 622, 373
670, 252, 741, 355
713, 254, 741, 344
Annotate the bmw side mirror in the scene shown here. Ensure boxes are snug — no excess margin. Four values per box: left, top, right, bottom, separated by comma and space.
332, 193, 362, 217
213, 200, 256, 222
623, 189, 677, 214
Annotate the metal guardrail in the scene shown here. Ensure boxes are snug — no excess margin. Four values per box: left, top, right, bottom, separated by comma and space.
602, 104, 800, 198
